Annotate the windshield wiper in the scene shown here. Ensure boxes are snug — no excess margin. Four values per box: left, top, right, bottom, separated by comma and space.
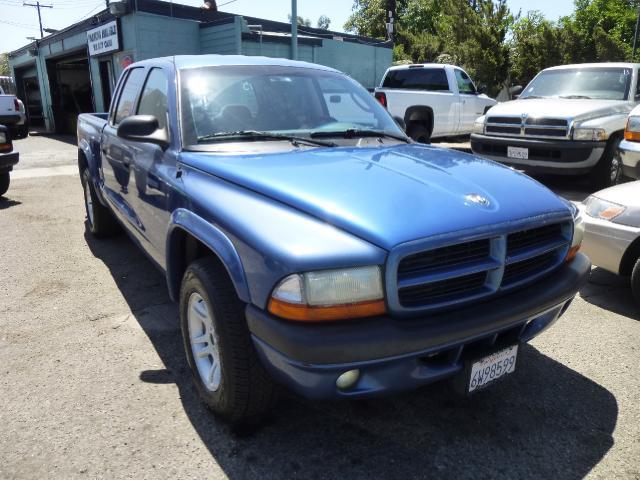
559, 95, 592, 99
310, 129, 409, 142
197, 130, 335, 147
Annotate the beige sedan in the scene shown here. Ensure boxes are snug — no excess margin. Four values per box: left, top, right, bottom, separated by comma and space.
580, 181, 640, 305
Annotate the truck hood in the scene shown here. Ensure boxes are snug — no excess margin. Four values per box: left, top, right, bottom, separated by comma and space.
180, 145, 570, 250
488, 98, 633, 122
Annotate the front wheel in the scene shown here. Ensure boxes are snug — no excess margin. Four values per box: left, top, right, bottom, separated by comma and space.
407, 122, 431, 144
589, 136, 622, 190
631, 257, 640, 307
180, 258, 278, 423
0, 172, 10, 197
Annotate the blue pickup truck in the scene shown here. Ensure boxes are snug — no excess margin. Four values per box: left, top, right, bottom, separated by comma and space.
77, 55, 590, 423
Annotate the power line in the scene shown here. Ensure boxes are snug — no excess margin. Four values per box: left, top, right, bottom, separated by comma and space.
23, 1, 53, 38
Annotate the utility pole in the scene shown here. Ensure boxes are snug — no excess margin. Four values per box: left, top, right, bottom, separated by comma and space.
291, 0, 298, 60
634, 3, 640, 60
23, 1, 53, 39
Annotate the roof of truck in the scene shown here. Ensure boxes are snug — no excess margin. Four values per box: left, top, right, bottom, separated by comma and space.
130, 55, 341, 73
544, 62, 640, 70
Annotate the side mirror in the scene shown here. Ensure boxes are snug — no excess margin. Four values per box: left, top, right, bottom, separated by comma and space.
393, 115, 406, 132
509, 85, 523, 99
477, 85, 487, 95
117, 115, 169, 149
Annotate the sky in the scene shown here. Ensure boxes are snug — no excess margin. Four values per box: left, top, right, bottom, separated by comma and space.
0, 0, 577, 54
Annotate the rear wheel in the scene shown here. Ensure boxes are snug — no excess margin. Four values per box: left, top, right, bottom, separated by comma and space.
631, 257, 640, 307
407, 122, 431, 143
0, 173, 10, 197
180, 257, 278, 424
589, 136, 622, 190
81, 168, 119, 237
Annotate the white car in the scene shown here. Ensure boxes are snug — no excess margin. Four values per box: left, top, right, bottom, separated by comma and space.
0, 79, 28, 139
374, 64, 497, 142
472, 63, 640, 190
617, 104, 640, 179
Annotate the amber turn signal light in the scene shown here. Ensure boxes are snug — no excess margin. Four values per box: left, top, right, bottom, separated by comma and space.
268, 298, 386, 322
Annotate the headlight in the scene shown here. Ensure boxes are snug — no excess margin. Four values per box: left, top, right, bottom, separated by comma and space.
268, 266, 386, 321
473, 116, 485, 134
624, 115, 640, 142
573, 127, 606, 142
0, 132, 6, 144
584, 195, 627, 220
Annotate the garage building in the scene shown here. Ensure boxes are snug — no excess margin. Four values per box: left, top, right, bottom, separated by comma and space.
8, 0, 392, 134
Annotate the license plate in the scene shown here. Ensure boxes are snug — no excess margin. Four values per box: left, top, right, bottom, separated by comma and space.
507, 146, 528, 159
468, 345, 518, 393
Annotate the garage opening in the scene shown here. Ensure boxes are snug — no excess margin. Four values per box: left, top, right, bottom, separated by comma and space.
12, 65, 45, 129
46, 52, 94, 134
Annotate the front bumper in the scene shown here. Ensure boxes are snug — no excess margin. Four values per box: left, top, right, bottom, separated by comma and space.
246, 253, 590, 399
579, 204, 640, 275
471, 134, 605, 175
618, 139, 640, 179
0, 151, 19, 173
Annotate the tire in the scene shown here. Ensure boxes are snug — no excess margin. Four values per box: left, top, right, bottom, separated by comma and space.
0, 172, 9, 197
631, 257, 640, 307
407, 122, 431, 144
81, 168, 119, 237
180, 257, 278, 424
589, 135, 622, 191
18, 126, 29, 139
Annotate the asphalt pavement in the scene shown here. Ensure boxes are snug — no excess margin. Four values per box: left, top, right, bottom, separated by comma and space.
0, 135, 638, 479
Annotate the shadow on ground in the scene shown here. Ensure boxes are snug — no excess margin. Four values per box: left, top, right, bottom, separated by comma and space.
581, 267, 639, 321
85, 231, 618, 480
0, 198, 21, 210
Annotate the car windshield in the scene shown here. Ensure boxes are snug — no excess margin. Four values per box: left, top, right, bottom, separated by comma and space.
179, 65, 404, 147
520, 67, 632, 101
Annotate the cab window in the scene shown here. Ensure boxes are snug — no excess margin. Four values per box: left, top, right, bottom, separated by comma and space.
137, 68, 169, 130
455, 69, 477, 95
113, 67, 146, 125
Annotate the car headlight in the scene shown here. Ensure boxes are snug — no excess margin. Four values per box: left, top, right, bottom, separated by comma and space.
268, 266, 386, 321
584, 195, 627, 221
565, 202, 585, 262
473, 116, 485, 134
573, 127, 606, 142
624, 115, 640, 142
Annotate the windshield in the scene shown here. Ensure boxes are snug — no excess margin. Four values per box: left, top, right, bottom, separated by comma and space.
521, 67, 632, 101
179, 65, 404, 147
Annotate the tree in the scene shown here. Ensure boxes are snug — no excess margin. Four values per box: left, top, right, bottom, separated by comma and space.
287, 14, 312, 27
317, 15, 331, 30
0, 54, 9, 77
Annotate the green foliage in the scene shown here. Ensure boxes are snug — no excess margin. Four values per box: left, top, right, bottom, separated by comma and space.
345, 0, 640, 92
317, 15, 332, 30
0, 54, 9, 77
287, 14, 312, 28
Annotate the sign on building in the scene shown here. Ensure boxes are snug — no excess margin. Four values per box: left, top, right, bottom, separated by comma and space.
87, 20, 120, 56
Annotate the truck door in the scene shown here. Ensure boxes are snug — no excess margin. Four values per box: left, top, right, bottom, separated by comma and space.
101, 66, 147, 234
454, 68, 483, 134
127, 67, 175, 265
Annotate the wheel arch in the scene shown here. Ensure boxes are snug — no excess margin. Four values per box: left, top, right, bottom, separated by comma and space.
619, 235, 640, 277
404, 106, 434, 136
166, 209, 251, 304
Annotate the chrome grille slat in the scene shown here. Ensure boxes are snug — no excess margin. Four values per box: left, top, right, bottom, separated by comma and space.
393, 221, 571, 311
485, 115, 570, 140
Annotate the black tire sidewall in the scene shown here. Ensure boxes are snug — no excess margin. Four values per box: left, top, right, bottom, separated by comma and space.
631, 257, 640, 307
407, 123, 431, 143
179, 263, 234, 416
81, 169, 98, 234
0, 172, 9, 197
591, 136, 622, 190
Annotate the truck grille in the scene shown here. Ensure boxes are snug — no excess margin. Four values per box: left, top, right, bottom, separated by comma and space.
485, 116, 570, 139
394, 221, 571, 311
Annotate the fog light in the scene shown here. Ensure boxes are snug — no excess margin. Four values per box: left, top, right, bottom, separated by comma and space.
336, 369, 360, 390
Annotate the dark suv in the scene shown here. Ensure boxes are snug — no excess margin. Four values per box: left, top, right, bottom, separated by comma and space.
0, 125, 19, 197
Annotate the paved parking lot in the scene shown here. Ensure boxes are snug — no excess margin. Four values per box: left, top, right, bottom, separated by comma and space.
1, 135, 638, 479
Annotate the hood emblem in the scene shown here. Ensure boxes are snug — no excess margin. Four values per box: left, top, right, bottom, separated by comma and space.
465, 193, 491, 207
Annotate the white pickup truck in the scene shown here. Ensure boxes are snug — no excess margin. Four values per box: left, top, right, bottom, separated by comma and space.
471, 63, 640, 190
374, 64, 497, 142
0, 82, 28, 139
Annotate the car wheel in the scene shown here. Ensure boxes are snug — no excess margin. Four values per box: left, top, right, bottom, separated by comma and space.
631, 257, 640, 307
180, 257, 278, 424
589, 136, 622, 190
0, 173, 10, 197
407, 122, 431, 144
81, 168, 119, 237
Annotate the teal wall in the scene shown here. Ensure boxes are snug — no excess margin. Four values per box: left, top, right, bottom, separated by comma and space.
241, 40, 315, 63
200, 17, 242, 55
133, 13, 200, 60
